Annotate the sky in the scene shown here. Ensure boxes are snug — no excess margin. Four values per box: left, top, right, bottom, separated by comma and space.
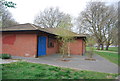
7, 0, 119, 24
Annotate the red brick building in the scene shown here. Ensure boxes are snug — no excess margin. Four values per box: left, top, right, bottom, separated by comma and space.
0, 23, 86, 57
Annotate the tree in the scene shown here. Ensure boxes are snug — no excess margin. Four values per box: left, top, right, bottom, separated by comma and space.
86, 35, 95, 59
34, 7, 72, 29
0, 3, 3, 27
0, 4, 18, 27
56, 29, 74, 60
76, 14, 88, 34
0, 0, 16, 8
104, 5, 118, 50
2, 8, 18, 27
76, 2, 117, 50
0, 1, 17, 27
111, 27, 118, 47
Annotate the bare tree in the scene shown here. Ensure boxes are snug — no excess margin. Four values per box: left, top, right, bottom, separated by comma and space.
0, 4, 18, 27
76, 2, 117, 50
112, 27, 118, 47
76, 14, 88, 34
0, 2, 4, 27
34, 7, 72, 29
104, 5, 118, 50
2, 10, 18, 27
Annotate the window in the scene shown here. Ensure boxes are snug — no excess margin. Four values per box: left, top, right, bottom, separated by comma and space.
48, 37, 54, 48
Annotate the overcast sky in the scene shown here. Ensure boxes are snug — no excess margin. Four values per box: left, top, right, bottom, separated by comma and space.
7, 0, 119, 24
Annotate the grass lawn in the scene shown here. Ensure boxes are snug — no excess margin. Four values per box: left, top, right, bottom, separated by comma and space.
86, 47, 96, 51
86, 47, 119, 66
103, 47, 118, 52
95, 51, 119, 65
2, 61, 118, 79
86, 47, 118, 52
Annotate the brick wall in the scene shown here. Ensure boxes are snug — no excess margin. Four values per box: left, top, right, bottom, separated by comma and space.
1, 33, 37, 57
69, 39, 84, 55
46, 38, 59, 55
0, 32, 85, 57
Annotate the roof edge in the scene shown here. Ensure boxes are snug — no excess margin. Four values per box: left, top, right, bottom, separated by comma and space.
30, 24, 39, 30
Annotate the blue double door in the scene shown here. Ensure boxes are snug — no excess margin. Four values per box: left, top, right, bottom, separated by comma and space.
38, 36, 46, 56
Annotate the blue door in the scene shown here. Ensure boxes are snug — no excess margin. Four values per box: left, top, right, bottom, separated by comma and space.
38, 36, 46, 56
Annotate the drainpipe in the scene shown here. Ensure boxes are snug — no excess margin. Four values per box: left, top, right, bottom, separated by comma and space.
36, 31, 39, 58
82, 39, 84, 56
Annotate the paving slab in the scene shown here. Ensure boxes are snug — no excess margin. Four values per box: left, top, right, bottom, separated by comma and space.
0, 59, 19, 64
12, 54, 119, 73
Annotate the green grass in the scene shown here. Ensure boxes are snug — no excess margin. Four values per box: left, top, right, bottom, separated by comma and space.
103, 47, 118, 52
86, 47, 119, 66
86, 47, 96, 51
86, 47, 118, 52
95, 51, 119, 65
2, 61, 118, 79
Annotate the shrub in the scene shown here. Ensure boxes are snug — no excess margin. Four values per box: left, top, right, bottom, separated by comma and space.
0, 54, 11, 59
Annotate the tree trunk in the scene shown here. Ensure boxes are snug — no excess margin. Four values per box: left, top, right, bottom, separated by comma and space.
67, 42, 71, 57
62, 49, 66, 60
97, 44, 100, 50
101, 44, 104, 50
106, 43, 110, 50
61, 43, 65, 60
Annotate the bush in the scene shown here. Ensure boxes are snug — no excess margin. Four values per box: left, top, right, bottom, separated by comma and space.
0, 54, 11, 59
